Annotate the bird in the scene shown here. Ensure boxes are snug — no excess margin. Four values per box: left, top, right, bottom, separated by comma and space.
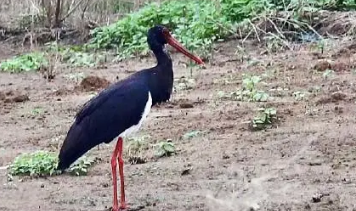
56, 25, 204, 211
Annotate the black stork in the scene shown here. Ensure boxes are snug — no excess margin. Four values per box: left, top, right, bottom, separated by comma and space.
56, 25, 204, 211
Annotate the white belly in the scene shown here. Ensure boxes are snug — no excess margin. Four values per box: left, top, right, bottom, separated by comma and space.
118, 91, 152, 138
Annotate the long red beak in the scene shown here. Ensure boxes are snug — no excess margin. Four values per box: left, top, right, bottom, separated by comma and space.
163, 32, 204, 65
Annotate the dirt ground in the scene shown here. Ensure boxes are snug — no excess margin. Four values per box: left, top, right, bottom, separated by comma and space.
1, 35, 356, 211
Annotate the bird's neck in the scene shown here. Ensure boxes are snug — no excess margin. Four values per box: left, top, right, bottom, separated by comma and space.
153, 47, 172, 67
146, 47, 174, 106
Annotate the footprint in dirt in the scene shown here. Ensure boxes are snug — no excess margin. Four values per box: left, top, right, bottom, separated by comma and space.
0, 90, 29, 103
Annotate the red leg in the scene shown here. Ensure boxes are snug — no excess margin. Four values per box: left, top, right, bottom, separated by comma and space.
117, 137, 128, 210
111, 138, 122, 211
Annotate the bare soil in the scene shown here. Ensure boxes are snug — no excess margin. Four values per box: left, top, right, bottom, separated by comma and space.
1, 36, 356, 211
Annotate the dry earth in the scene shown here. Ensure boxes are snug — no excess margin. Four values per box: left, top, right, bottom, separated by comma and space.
1, 36, 356, 211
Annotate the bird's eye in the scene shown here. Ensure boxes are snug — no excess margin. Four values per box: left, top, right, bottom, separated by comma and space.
162, 28, 170, 37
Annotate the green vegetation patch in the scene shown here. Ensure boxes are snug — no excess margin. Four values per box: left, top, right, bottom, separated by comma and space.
0, 52, 48, 73
8, 150, 96, 177
154, 140, 176, 157
2, 0, 356, 71
88, 0, 234, 58
89, 0, 356, 59
251, 107, 278, 130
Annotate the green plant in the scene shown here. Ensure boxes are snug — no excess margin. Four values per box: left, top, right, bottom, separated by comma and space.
221, 0, 270, 21
45, 42, 105, 68
126, 136, 150, 164
8, 151, 95, 177
63, 51, 97, 67
0, 52, 48, 73
0, 41, 105, 73
9, 151, 58, 176
31, 106, 43, 114
154, 140, 176, 157
222, 74, 269, 102
251, 107, 277, 130
127, 136, 148, 154
182, 130, 202, 140
323, 69, 334, 79
67, 156, 96, 176
4, 0, 355, 74
88, 0, 233, 59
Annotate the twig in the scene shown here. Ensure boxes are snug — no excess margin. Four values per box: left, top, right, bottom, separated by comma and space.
60, 0, 87, 22
248, 18, 261, 42
242, 28, 255, 44
81, 0, 92, 20
68, 0, 76, 12
266, 17, 286, 40
281, 17, 323, 39
240, 16, 263, 44
27, 0, 40, 49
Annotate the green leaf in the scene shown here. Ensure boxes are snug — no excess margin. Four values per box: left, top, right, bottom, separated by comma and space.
183, 130, 201, 139
163, 143, 176, 153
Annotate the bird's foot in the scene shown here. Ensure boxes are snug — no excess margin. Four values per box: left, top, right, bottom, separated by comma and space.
111, 204, 128, 210
119, 203, 128, 210
111, 205, 119, 211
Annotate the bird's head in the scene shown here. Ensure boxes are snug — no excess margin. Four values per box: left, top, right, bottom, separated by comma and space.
147, 25, 204, 65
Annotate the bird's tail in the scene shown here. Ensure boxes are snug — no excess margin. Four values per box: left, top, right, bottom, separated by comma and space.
57, 122, 96, 171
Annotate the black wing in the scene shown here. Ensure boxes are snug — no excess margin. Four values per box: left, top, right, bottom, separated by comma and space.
57, 80, 150, 170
